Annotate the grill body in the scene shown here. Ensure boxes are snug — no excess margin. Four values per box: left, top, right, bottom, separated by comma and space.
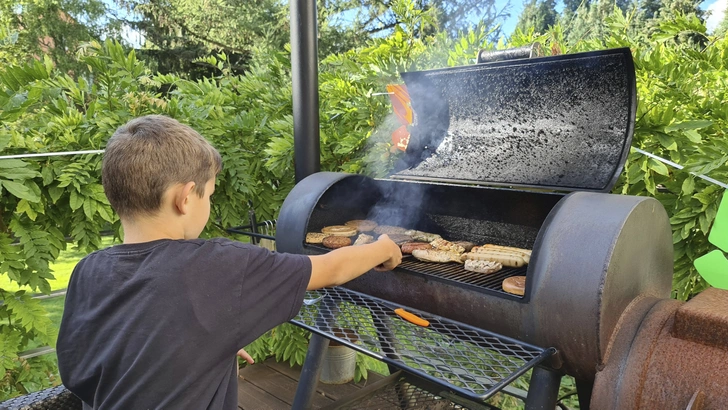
276, 171, 673, 380
277, 47, 673, 406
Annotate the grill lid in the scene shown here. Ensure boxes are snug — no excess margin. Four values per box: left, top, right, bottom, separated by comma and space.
392, 47, 636, 192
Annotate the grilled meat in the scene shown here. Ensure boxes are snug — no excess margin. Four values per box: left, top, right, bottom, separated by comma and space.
345, 219, 378, 232
323, 236, 352, 249
452, 241, 476, 252
322, 225, 357, 237
474, 244, 531, 263
462, 251, 527, 268
305, 233, 329, 244
353, 233, 374, 246
401, 242, 433, 254
464, 259, 502, 274
430, 238, 466, 254
404, 229, 441, 242
412, 249, 463, 263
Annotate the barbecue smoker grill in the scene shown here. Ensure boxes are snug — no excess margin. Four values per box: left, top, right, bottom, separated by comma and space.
275, 48, 727, 410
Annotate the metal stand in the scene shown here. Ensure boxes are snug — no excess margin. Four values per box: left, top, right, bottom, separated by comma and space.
290, 0, 321, 183
576, 378, 593, 410
292, 333, 330, 409
525, 366, 562, 410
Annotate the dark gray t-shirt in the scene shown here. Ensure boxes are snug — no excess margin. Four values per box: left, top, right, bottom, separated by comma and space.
57, 238, 312, 409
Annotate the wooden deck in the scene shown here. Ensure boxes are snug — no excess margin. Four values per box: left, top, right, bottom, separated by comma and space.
237, 358, 385, 409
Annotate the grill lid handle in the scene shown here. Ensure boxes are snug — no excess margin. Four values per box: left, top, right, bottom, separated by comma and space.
477, 43, 542, 64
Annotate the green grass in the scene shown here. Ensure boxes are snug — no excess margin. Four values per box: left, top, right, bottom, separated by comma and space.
2, 238, 116, 352
0, 237, 117, 294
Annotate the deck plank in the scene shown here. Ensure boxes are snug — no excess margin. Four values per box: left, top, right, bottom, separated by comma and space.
239, 362, 333, 408
264, 360, 363, 401
237, 376, 290, 410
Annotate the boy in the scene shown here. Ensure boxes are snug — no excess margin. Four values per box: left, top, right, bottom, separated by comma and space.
56, 115, 402, 409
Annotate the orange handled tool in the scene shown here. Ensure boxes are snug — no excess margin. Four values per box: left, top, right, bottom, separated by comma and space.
394, 308, 430, 327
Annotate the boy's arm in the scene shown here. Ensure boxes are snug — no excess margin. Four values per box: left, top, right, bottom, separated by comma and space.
307, 234, 402, 290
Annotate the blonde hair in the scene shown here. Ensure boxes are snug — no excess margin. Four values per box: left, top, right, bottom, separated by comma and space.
102, 115, 222, 219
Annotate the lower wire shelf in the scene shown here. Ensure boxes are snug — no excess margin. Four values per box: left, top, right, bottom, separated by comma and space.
291, 286, 556, 403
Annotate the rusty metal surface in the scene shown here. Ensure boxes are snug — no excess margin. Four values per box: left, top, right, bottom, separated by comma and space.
673, 287, 728, 350
591, 298, 679, 409
686, 391, 706, 410
592, 289, 728, 410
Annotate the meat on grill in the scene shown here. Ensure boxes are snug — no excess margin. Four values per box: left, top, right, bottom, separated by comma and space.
401, 242, 433, 254
430, 238, 466, 254
464, 259, 502, 274
473, 245, 531, 263
404, 230, 441, 242
412, 249, 463, 263
462, 251, 527, 268
354, 234, 374, 246
453, 241, 476, 252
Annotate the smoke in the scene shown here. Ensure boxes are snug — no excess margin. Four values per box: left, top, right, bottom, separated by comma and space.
364, 180, 431, 230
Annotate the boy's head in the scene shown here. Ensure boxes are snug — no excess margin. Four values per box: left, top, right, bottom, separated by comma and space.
102, 115, 222, 222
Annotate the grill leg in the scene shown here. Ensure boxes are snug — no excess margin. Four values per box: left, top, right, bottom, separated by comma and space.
576, 378, 593, 410
525, 366, 562, 410
292, 333, 330, 410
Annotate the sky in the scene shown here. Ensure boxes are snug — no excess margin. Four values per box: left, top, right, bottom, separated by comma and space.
705, 0, 728, 32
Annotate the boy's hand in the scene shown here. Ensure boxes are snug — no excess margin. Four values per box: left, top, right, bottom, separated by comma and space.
237, 348, 254, 364
374, 234, 403, 271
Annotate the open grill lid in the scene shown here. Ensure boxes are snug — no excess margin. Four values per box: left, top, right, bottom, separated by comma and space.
392, 47, 636, 192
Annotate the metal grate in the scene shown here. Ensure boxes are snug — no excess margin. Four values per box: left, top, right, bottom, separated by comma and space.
0, 386, 81, 410
305, 245, 527, 297
397, 258, 527, 297
335, 377, 480, 410
292, 286, 554, 402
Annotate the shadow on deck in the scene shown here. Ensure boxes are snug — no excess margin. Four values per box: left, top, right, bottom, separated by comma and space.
238, 358, 385, 409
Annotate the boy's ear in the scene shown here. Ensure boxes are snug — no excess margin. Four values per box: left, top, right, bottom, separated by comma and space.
174, 182, 197, 215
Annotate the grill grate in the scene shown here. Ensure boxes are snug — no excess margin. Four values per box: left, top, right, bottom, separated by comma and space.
397, 258, 527, 297
292, 286, 554, 402
305, 245, 527, 297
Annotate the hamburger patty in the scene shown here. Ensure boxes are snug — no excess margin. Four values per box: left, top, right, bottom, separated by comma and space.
323, 236, 352, 249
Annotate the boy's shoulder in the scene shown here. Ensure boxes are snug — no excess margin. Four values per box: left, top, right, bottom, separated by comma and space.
88, 237, 263, 259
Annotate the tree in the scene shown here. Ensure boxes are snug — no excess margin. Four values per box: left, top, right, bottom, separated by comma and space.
717, 11, 728, 36
515, 0, 558, 35
630, 0, 706, 44
563, 0, 621, 44
0, 0, 123, 74
339, 0, 510, 38
119, 0, 510, 78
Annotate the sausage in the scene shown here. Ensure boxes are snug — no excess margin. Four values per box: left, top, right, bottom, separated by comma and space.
461, 251, 527, 267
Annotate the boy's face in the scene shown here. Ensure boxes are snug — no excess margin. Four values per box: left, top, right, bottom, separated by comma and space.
186, 178, 216, 239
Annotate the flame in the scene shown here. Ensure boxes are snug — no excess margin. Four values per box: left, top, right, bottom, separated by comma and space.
387, 84, 413, 151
